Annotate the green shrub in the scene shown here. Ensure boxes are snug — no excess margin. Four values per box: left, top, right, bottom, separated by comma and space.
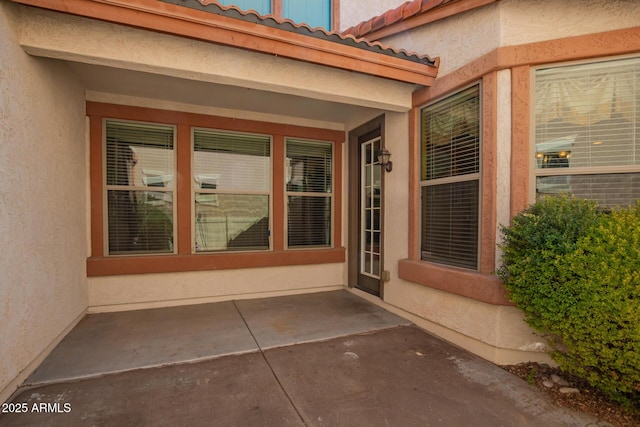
558, 204, 640, 406
497, 195, 640, 407
496, 194, 600, 331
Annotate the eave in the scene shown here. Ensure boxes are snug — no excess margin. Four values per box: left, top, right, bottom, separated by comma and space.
10, 0, 439, 86
345, 0, 500, 41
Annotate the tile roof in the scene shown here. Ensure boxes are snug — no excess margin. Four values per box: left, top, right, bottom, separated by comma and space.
159, 0, 438, 67
344, 0, 465, 39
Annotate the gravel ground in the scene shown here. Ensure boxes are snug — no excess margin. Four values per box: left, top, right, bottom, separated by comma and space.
502, 363, 640, 427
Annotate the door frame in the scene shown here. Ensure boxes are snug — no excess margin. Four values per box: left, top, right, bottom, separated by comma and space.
348, 115, 385, 298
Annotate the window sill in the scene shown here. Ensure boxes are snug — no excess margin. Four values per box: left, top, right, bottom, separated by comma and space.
398, 259, 511, 306
87, 248, 346, 276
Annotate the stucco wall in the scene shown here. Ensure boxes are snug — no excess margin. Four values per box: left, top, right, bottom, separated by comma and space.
381, 0, 640, 77
499, 0, 640, 46
88, 264, 345, 312
0, 3, 88, 402
339, 0, 407, 31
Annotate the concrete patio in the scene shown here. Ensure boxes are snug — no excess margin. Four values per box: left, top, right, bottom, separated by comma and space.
0, 290, 608, 426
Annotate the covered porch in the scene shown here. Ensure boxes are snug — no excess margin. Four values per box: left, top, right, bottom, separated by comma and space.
0, 290, 599, 426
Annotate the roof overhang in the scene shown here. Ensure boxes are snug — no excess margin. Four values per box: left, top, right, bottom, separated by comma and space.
10, 0, 439, 86
345, 0, 499, 41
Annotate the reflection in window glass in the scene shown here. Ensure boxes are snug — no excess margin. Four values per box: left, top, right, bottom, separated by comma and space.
534, 57, 640, 207
420, 85, 481, 270
105, 121, 175, 255
286, 139, 333, 248
193, 129, 271, 252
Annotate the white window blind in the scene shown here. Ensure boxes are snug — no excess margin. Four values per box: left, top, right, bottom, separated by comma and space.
420, 85, 481, 270
286, 139, 333, 248
105, 120, 175, 255
193, 129, 271, 252
534, 56, 640, 207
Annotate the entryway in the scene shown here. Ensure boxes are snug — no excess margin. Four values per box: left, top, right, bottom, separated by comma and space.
348, 117, 385, 297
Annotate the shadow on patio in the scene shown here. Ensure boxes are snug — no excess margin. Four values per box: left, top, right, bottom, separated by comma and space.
0, 290, 606, 426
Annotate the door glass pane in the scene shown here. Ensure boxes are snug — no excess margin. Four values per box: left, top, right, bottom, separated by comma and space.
360, 137, 382, 279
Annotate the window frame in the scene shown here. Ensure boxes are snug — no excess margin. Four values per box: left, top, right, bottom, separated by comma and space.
218, 0, 339, 30
192, 127, 274, 253
419, 83, 483, 271
103, 118, 178, 257
284, 137, 335, 250
87, 102, 345, 276
531, 55, 640, 206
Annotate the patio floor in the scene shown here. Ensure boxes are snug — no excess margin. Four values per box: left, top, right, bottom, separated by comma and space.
0, 290, 608, 426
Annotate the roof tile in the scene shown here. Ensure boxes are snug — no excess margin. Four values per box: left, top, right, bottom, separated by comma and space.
344, 0, 459, 39
160, 0, 438, 66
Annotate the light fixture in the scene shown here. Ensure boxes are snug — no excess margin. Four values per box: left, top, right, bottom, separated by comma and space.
378, 148, 393, 172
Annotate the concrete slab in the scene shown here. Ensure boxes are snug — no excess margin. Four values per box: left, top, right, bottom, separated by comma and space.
1, 353, 304, 427
265, 326, 607, 427
236, 290, 410, 349
26, 302, 257, 385
1, 326, 607, 427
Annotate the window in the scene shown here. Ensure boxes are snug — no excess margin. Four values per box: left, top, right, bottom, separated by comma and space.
420, 85, 481, 270
218, 0, 333, 29
89, 102, 344, 275
283, 0, 331, 29
217, 0, 271, 15
534, 56, 640, 207
193, 129, 271, 252
105, 120, 175, 255
286, 139, 333, 248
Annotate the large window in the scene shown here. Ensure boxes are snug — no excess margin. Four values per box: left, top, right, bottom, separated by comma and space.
286, 139, 333, 248
90, 103, 344, 274
193, 129, 271, 252
534, 56, 640, 207
105, 120, 175, 255
420, 85, 481, 270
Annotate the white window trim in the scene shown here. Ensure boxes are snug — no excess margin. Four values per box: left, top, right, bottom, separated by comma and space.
530, 54, 640, 203
419, 82, 483, 271
191, 127, 273, 254
102, 118, 178, 257
284, 137, 335, 250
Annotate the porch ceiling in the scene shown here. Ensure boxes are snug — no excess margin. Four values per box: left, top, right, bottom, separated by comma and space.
68, 62, 375, 126
17, 5, 417, 115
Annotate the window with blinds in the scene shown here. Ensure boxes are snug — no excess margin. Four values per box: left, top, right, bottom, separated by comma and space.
286, 139, 333, 248
193, 129, 271, 252
105, 120, 175, 255
534, 56, 640, 207
420, 85, 481, 270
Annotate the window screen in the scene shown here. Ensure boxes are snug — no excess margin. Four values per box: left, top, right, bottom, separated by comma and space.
193, 129, 271, 252
286, 139, 333, 248
105, 120, 175, 255
534, 56, 640, 207
420, 85, 481, 270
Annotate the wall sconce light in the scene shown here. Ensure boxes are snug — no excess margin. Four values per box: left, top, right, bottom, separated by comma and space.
378, 148, 393, 172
